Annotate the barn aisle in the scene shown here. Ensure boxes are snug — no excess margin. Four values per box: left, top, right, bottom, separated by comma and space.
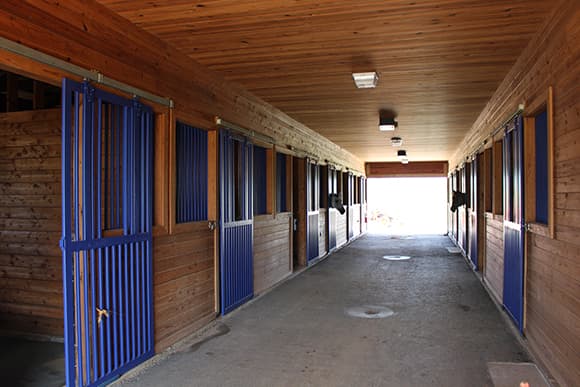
116, 235, 533, 387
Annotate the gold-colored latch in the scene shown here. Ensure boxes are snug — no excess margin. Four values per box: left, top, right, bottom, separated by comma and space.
96, 308, 109, 324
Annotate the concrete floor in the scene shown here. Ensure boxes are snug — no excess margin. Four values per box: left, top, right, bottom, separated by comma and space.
0, 336, 65, 387
118, 235, 530, 387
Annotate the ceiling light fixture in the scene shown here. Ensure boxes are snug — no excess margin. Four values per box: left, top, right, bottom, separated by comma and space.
380, 117, 398, 131
397, 149, 409, 164
352, 72, 379, 89
391, 136, 403, 147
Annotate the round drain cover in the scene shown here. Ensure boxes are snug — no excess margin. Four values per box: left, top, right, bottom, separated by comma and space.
345, 305, 395, 319
382, 255, 411, 261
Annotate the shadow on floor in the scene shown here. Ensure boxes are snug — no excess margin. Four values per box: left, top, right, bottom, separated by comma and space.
0, 336, 65, 387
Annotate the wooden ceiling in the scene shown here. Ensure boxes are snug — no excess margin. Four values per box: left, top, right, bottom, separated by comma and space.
98, 0, 554, 162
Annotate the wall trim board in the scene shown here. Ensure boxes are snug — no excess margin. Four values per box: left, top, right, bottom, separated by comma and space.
365, 161, 448, 178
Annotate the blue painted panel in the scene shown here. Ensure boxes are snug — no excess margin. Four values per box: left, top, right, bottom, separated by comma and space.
328, 209, 337, 250
276, 152, 287, 212
503, 116, 525, 332
61, 79, 154, 387
469, 159, 478, 269
307, 213, 319, 262
175, 122, 208, 223
535, 110, 549, 224
306, 162, 319, 261
253, 146, 267, 215
219, 131, 254, 315
221, 223, 254, 314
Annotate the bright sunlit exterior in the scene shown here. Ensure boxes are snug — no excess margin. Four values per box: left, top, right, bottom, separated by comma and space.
367, 177, 448, 235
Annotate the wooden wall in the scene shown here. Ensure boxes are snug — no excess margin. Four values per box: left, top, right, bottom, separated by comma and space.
484, 215, 504, 303
450, 1, 580, 384
366, 161, 449, 177
0, 109, 63, 337
352, 204, 361, 238
0, 1, 363, 174
336, 212, 347, 248
153, 223, 215, 352
254, 214, 292, 295
318, 208, 327, 258
0, 0, 366, 354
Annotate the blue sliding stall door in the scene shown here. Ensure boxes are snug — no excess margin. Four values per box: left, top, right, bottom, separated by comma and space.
61, 80, 154, 387
306, 162, 319, 263
502, 115, 525, 332
219, 131, 254, 315
468, 158, 478, 269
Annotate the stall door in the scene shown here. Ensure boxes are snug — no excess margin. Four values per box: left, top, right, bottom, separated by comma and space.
328, 169, 337, 251
468, 158, 478, 269
503, 116, 525, 332
219, 131, 254, 314
458, 167, 467, 251
451, 172, 458, 241
306, 162, 319, 262
347, 174, 354, 240
61, 80, 154, 387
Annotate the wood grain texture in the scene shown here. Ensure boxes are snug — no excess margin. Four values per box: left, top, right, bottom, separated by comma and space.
366, 161, 448, 177
153, 222, 215, 352
484, 215, 504, 304
0, 0, 362, 173
253, 214, 292, 295
98, 0, 554, 162
452, 2, 580, 384
0, 109, 63, 337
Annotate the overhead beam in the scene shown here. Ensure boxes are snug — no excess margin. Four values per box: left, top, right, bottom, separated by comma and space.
365, 161, 449, 178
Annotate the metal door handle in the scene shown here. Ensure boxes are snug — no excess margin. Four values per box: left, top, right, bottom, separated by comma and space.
208, 221, 216, 231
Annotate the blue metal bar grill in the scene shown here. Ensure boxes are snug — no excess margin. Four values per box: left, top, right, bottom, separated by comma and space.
61, 79, 154, 387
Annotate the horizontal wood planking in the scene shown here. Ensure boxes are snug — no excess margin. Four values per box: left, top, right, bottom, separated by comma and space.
254, 214, 292, 295
0, 108, 63, 337
0, 0, 362, 173
98, 0, 554, 162
484, 216, 504, 303
153, 222, 215, 352
451, 2, 580, 385
336, 212, 347, 248
351, 204, 361, 238
366, 161, 448, 177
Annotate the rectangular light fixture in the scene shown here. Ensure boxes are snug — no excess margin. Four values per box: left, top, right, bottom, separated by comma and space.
391, 137, 403, 147
352, 72, 379, 89
397, 149, 408, 164
380, 117, 398, 131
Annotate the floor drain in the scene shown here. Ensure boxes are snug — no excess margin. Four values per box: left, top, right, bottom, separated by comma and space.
382, 255, 411, 261
345, 305, 395, 319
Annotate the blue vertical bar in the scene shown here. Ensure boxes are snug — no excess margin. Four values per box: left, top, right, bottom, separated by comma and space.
105, 246, 112, 374
61, 79, 76, 387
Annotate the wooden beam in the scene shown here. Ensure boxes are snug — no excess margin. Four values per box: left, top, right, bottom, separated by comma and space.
365, 161, 448, 178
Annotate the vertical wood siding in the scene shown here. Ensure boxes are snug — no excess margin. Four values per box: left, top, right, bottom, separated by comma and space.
0, 109, 63, 336
253, 214, 292, 295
